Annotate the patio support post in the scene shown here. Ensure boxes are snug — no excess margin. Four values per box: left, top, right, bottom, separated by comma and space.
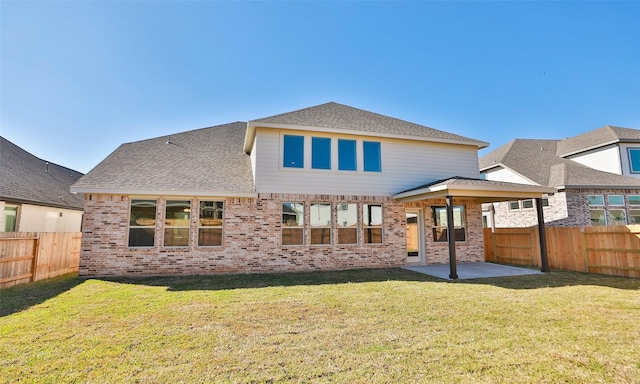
446, 195, 458, 279
536, 197, 550, 273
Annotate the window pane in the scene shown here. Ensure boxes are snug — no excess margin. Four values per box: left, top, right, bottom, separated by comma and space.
363, 141, 381, 172
587, 195, 604, 206
590, 209, 606, 226
610, 209, 627, 226
311, 137, 331, 170
129, 199, 156, 247
283, 135, 304, 168
282, 202, 304, 245
608, 195, 624, 206
629, 210, 640, 224
363, 204, 383, 244
432, 206, 466, 242
311, 203, 331, 245
198, 201, 223, 246
165, 200, 190, 247
542, 198, 549, 207
629, 149, 640, 172
130, 199, 157, 227
198, 228, 222, 246
337, 203, 357, 245
522, 200, 534, 209
629, 195, 640, 205
509, 201, 519, 210
3, 206, 17, 232
338, 139, 357, 171
128, 228, 155, 247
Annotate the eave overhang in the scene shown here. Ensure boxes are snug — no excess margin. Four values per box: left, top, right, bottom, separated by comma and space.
243, 121, 489, 154
393, 179, 557, 203
70, 187, 257, 198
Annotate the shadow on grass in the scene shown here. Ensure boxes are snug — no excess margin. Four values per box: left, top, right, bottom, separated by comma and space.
99, 267, 640, 292
0, 273, 84, 317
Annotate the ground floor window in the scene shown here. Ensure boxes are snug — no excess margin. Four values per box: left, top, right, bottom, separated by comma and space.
198, 201, 223, 246
282, 202, 304, 245
337, 203, 358, 244
590, 209, 606, 226
432, 206, 466, 242
363, 204, 383, 244
129, 200, 157, 247
310, 203, 331, 245
3, 205, 18, 232
609, 209, 627, 226
164, 200, 191, 247
629, 210, 640, 224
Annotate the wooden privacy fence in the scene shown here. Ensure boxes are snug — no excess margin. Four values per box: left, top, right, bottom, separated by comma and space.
484, 225, 640, 278
0, 232, 81, 289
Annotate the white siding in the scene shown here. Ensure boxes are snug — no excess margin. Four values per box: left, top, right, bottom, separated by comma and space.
16, 204, 83, 232
484, 167, 535, 185
566, 144, 622, 175
619, 144, 640, 178
253, 128, 480, 196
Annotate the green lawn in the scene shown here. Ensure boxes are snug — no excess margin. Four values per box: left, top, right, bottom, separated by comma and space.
1, 268, 639, 383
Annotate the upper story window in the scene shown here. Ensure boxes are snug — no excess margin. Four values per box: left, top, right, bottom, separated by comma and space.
587, 195, 604, 206
338, 139, 357, 171
629, 195, 640, 205
283, 135, 304, 168
363, 141, 382, 172
608, 195, 624, 206
311, 137, 331, 170
629, 148, 640, 173
129, 199, 157, 247
164, 200, 191, 247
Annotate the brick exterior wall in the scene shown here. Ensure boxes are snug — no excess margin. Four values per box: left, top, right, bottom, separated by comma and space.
489, 189, 640, 228
79, 193, 485, 277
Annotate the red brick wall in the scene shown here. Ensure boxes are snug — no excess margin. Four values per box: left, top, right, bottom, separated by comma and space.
79, 193, 407, 276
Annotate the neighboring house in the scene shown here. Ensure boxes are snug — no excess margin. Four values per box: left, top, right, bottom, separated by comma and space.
479, 126, 640, 228
0, 136, 84, 232
71, 102, 552, 277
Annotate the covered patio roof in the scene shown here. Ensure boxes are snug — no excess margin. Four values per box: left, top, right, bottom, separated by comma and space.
393, 177, 556, 280
393, 177, 557, 203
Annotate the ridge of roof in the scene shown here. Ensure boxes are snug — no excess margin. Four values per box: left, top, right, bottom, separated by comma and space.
247, 102, 487, 149
556, 125, 640, 157
0, 136, 84, 209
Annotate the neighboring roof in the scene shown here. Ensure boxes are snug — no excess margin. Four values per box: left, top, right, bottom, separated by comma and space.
556, 125, 640, 157
480, 138, 640, 189
71, 122, 256, 196
393, 176, 556, 203
244, 102, 488, 153
0, 136, 84, 210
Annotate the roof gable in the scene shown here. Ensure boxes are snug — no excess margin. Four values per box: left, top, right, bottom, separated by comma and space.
556, 125, 640, 157
480, 138, 640, 189
0, 137, 84, 209
244, 102, 488, 153
71, 122, 255, 196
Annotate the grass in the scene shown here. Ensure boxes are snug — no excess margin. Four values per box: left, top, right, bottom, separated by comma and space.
1, 269, 639, 383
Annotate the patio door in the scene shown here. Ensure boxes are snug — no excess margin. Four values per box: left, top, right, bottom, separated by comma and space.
406, 209, 423, 263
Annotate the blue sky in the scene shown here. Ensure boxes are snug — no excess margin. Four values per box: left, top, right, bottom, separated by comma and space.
2, 1, 639, 174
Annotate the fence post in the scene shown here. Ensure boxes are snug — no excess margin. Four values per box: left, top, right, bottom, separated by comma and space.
581, 228, 589, 273
30, 236, 40, 282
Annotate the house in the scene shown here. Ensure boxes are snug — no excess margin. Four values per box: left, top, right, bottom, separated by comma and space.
0, 136, 84, 232
71, 102, 553, 277
479, 126, 640, 228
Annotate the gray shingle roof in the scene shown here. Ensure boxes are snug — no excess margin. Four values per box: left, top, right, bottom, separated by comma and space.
480, 138, 640, 189
250, 102, 487, 147
71, 122, 255, 195
556, 125, 640, 156
0, 136, 84, 209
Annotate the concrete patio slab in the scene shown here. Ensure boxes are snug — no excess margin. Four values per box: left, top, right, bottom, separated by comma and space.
402, 262, 543, 280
